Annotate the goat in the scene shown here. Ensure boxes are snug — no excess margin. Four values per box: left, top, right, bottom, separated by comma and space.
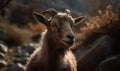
26, 9, 86, 71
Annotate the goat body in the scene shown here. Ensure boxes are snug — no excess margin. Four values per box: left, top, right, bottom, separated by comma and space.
26, 30, 77, 71
26, 9, 85, 71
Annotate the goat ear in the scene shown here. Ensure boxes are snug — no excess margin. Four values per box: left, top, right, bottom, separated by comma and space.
74, 16, 86, 25
33, 12, 49, 26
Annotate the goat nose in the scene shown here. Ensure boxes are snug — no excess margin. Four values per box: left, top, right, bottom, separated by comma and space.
66, 34, 74, 40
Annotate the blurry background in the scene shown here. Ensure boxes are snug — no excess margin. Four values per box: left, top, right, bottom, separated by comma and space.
1, 0, 120, 25
0, 0, 120, 71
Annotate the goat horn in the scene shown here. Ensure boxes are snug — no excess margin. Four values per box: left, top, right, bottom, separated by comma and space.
41, 9, 58, 17
65, 9, 71, 15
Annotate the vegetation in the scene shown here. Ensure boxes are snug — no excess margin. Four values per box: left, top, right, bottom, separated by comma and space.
79, 5, 120, 45
0, 18, 34, 45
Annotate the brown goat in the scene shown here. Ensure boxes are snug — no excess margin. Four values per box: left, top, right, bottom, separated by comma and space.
26, 9, 85, 71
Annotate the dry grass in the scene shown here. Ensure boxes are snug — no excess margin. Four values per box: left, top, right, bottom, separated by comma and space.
27, 22, 46, 32
77, 5, 120, 46
0, 17, 34, 45
87, 0, 120, 16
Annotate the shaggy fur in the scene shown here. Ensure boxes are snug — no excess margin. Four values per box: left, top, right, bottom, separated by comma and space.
26, 9, 85, 71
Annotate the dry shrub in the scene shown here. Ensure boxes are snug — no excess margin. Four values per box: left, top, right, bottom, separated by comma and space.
87, 0, 120, 16
0, 18, 34, 45
87, 0, 107, 16
79, 5, 120, 45
27, 22, 46, 32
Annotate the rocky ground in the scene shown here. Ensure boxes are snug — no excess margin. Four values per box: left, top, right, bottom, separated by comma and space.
0, 35, 120, 71
0, 41, 39, 71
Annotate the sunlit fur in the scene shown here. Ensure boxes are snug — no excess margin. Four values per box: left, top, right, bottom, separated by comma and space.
26, 9, 85, 71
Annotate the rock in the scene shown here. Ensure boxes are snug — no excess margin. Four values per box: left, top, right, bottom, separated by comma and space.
7, 64, 14, 68
12, 57, 28, 65
13, 47, 28, 57
76, 35, 114, 71
14, 52, 29, 58
96, 55, 120, 71
21, 44, 36, 54
32, 34, 41, 42
0, 60, 7, 69
0, 43, 8, 53
20, 58, 28, 65
19, 57, 28, 65
16, 47, 23, 55
0, 29, 6, 38
0, 52, 5, 59
7, 63, 26, 71
10, 46, 29, 64
12, 57, 23, 64
0, 41, 5, 45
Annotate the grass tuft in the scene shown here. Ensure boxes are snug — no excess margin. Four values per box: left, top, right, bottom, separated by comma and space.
0, 18, 34, 45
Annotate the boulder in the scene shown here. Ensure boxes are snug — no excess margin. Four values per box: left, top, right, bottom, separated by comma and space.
0, 43, 8, 53
12, 57, 28, 65
96, 55, 120, 71
0, 60, 7, 69
0, 52, 5, 59
76, 35, 114, 71
21, 43, 37, 54
31, 34, 41, 43
7, 63, 26, 71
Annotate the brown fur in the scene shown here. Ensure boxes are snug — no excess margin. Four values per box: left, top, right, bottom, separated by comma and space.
26, 9, 85, 71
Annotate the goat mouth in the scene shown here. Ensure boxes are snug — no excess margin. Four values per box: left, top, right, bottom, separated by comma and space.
63, 40, 74, 46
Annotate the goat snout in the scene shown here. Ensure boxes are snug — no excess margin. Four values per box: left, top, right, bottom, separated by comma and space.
63, 34, 75, 45
66, 34, 74, 41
